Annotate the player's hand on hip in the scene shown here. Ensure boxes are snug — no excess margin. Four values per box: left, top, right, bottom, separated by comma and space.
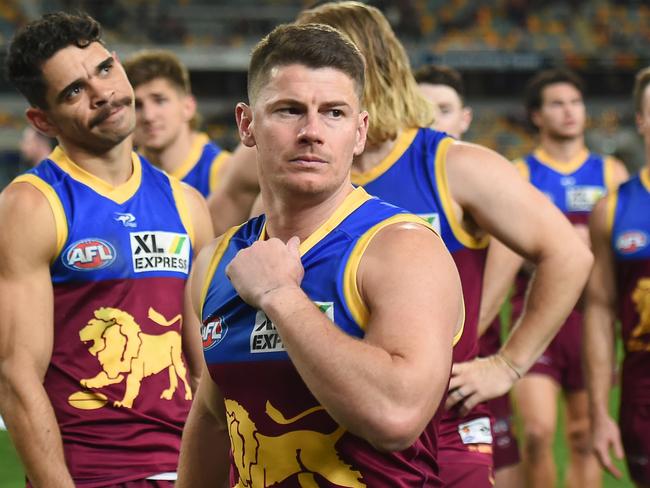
226, 235, 304, 309
445, 355, 518, 416
591, 413, 624, 479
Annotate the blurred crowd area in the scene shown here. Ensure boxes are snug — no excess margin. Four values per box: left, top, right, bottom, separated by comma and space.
0, 0, 648, 185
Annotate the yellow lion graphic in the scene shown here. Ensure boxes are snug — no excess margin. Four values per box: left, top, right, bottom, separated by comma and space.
77, 307, 192, 408
629, 278, 650, 352
225, 399, 365, 488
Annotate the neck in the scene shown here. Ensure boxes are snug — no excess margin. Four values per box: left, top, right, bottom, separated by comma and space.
59, 137, 134, 186
262, 182, 354, 243
352, 133, 399, 173
143, 126, 195, 173
538, 133, 586, 162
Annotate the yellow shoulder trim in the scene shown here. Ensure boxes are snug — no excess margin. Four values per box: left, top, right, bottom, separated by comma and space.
513, 159, 530, 180
605, 190, 619, 239
199, 225, 242, 314
342, 214, 444, 331
435, 139, 489, 249
12, 174, 68, 262
532, 147, 590, 174
50, 147, 142, 204
641, 167, 650, 192
208, 150, 231, 194
351, 128, 418, 186
452, 300, 465, 347
169, 178, 195, 248
171, 132, 210, 181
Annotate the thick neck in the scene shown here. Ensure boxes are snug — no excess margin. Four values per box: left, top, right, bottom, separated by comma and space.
537, 132, 586, 163
143, 125, 195, 173
58, 136, 134, 186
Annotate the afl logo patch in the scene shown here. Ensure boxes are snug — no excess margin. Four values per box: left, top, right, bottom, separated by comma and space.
64, 239, 116, 271
616, 231, 648, 254
202, 317, 227, 351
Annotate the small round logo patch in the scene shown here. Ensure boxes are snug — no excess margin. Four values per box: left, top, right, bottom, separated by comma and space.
202, 316, 228, 351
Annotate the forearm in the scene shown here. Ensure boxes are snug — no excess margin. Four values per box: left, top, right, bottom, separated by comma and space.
583, 303, 616, 420
262, 287, 444, 451
500, 245, 592, 373
0, 369, 73, 487
177, 378, 230, 488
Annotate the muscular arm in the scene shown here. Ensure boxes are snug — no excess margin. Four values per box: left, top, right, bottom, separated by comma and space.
207, 143, 259, 235
0, 183, 74, 487
177, 238, 230, 487
227, 224, 463, 451
181, 184, 215, 390
583, 197, 623, 478
445, 142, 593, 412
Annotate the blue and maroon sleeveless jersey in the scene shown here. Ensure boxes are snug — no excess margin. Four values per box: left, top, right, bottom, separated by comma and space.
201, 187, 450, 487
351, 128, 488, 434
512, 148, 619, 305
14, 146, 196, 486
169, 132, 229, 197
609, 168, 650, 404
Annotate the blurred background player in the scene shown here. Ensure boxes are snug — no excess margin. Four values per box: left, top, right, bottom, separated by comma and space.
585, 66, 650, 488
124, 49, 231, 198
494, 68, 628, 488
0, 12, 212, 486
415, 63, 524, 488
414, 64, 472, 137
297, 3, 592, 487
18, 126, 55, 169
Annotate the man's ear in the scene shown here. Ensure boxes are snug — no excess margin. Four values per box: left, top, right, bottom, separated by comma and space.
236, 102, 256, 147
353, 110, 369, 156
182, 94, 197, 123
26, 107, 58, 138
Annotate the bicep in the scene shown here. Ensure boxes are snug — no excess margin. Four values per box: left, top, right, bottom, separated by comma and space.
360, 224, 462, 383
0, 183, 57, 377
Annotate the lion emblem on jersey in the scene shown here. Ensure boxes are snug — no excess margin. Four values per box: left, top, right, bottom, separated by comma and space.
225, 399, 365, 487
628, 278, 650, 352
76, 307, 192, 408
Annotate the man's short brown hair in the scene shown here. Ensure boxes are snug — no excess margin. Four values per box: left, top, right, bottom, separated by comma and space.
247, 23, 365, 104
123, 50, 191, 94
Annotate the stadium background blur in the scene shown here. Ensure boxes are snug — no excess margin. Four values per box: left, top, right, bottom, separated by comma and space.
0, 1, 645, 486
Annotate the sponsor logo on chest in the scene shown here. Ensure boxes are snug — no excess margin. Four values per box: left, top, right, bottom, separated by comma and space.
566, 185, 605, 212
130, 231, 190, 273
64, 238, 116, 271
616, 230, 648, 254
250, 301, 334, 354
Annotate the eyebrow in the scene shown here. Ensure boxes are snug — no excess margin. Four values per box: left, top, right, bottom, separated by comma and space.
55, 55, 114, 104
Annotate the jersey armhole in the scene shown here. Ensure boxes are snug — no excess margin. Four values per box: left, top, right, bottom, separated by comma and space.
199, 225, 241, 317
341, 213, 464, 345
208, 150, 231, 194
170, 177, 196, 248
12, 174, 68, 263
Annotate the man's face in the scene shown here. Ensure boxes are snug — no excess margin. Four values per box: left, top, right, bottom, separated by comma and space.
238, 64, 368, 198
35, 42, 135, 153
133, 77, 194, 152
533, 82, 586, 141
418, 82, 471, 139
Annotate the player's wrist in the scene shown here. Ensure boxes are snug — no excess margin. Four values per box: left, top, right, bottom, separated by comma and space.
495, 350, 525, 381
258, 284, 305, 315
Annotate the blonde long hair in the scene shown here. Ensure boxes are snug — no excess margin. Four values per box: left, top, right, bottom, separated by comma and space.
297, 1, 434, 146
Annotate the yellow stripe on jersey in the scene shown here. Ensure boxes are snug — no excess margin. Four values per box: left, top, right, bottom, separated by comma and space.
351, 128, 418, 186
199, 225, 242, 314
169, 178, 195, 248
49, 147, 142, 204
532, 147, 590, 174
434, 138, 489, 250
172, 132, 210, 181
13, 174, 68, 262
641, 167, 650, 192
513, 158, 529, 180
342, 213, 465, 346
605, 190, 619, 238
208, 151, 231, 194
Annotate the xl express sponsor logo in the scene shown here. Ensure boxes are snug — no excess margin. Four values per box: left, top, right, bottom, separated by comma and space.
130, 231, 190, 273
64, 238, 116, 271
